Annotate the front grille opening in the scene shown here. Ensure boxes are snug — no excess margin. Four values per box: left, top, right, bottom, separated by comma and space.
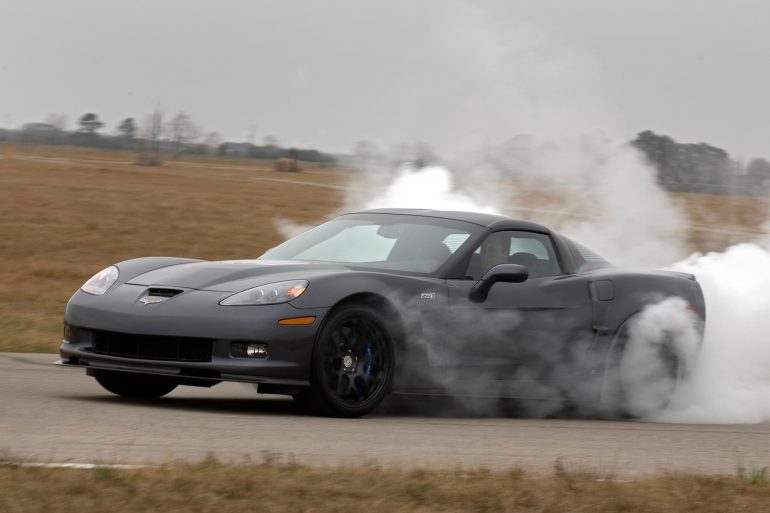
91, 330, 212, 362
147, 288, 184, 298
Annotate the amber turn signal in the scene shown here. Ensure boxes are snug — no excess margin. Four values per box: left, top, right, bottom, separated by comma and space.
278, 316, 317, 326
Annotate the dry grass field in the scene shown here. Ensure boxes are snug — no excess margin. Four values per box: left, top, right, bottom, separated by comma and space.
0, 145, 345, 352
1, 458, 769, 513
1, 144, 768, 353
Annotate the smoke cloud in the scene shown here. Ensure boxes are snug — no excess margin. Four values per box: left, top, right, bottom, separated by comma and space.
365, 164, 499, 214
620, 297, 702, 419
657, 244, 770, 423
333, 2, 688, 268
354, 163, 770, 425
271, 4, 770, 424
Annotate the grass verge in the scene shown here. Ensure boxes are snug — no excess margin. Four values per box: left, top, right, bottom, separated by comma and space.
1, 457, 769, 513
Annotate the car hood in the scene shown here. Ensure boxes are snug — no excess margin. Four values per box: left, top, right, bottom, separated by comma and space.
125, 259, 348, 292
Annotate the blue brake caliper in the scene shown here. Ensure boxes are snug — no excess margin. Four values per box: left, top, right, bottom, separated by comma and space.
362, 342, 375, 377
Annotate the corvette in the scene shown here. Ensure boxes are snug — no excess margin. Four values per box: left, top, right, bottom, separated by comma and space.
58, 209, 705, 417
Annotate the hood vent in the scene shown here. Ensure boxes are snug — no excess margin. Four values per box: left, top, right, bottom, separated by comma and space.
147, 288, 184, 298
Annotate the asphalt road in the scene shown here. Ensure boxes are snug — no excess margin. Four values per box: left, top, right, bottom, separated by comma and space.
2, 352, 769, 476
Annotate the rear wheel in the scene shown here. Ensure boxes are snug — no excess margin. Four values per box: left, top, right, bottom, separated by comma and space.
299, 305, 395, 417
617, 324, 680, 418
93, 371, 178, 399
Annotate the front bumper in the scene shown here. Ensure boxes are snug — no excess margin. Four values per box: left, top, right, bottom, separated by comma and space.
55, 352, 311, 387
59, 286, 331, 386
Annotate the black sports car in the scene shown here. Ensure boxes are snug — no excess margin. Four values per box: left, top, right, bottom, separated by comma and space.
58, 209, 705, 417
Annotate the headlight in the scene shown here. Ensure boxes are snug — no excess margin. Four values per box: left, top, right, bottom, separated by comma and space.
80, 266, 119, 296
220, 280, 308, 306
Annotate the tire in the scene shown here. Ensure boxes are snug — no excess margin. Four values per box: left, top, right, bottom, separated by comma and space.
616, 322, 680, 418
301, 305, 396, 417
93, 371, 178, 399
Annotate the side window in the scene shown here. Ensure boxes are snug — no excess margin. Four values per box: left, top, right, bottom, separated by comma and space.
566, 237, 612, 270
465, 231, 561, 280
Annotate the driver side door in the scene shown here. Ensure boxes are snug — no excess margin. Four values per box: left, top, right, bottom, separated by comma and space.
443, 230, 593, 399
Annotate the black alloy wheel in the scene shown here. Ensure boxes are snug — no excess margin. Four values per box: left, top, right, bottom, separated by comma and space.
299, 305, 395, 417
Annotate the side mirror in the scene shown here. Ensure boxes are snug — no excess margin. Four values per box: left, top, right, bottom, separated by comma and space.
468, 264, 529, 302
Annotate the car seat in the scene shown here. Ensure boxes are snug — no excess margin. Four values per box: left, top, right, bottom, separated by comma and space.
508, 252, 540, 277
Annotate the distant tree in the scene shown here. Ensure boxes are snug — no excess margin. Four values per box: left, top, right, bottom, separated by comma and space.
136, 109, 163, 166
167, 112, 200, 157
42, 114, 68, 144
118, 118, 137, 140
690, 142, 730, 187
20, 122, 59, 144
78, 113, 104, 134
632, 130, 675, 171
632, 130, 733, 193
45, 114, 68, 132
246, 125, 256, 145
264, 135, 279, 148
203, 131, 222, 153
746, 158, 770, 189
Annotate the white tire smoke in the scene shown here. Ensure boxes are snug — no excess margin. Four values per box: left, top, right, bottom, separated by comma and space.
621, 297, 701, 419
658, 244, 770, 423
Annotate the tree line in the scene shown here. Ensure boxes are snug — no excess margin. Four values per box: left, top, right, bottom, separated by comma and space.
632, 130, 770, 196
0, 111, 337, 166
2, 113, 768, 196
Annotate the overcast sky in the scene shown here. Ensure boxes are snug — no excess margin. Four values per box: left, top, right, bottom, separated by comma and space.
2, 0, 768, 159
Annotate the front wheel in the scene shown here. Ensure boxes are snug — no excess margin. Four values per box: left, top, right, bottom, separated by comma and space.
299, 305, 396, 417
92, 371, 178, 399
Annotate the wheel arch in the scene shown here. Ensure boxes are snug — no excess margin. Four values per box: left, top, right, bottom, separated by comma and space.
607, 310, 643, 361
302, 292, 404, 416
312, 291, 428, 392
321, 292, 411, 349
599, 310, 644, 408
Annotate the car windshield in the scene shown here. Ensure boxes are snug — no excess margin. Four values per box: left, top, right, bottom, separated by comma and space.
261, 213, 478, 273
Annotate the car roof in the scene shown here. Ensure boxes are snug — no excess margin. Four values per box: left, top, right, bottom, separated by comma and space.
347, 208, 551, 233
